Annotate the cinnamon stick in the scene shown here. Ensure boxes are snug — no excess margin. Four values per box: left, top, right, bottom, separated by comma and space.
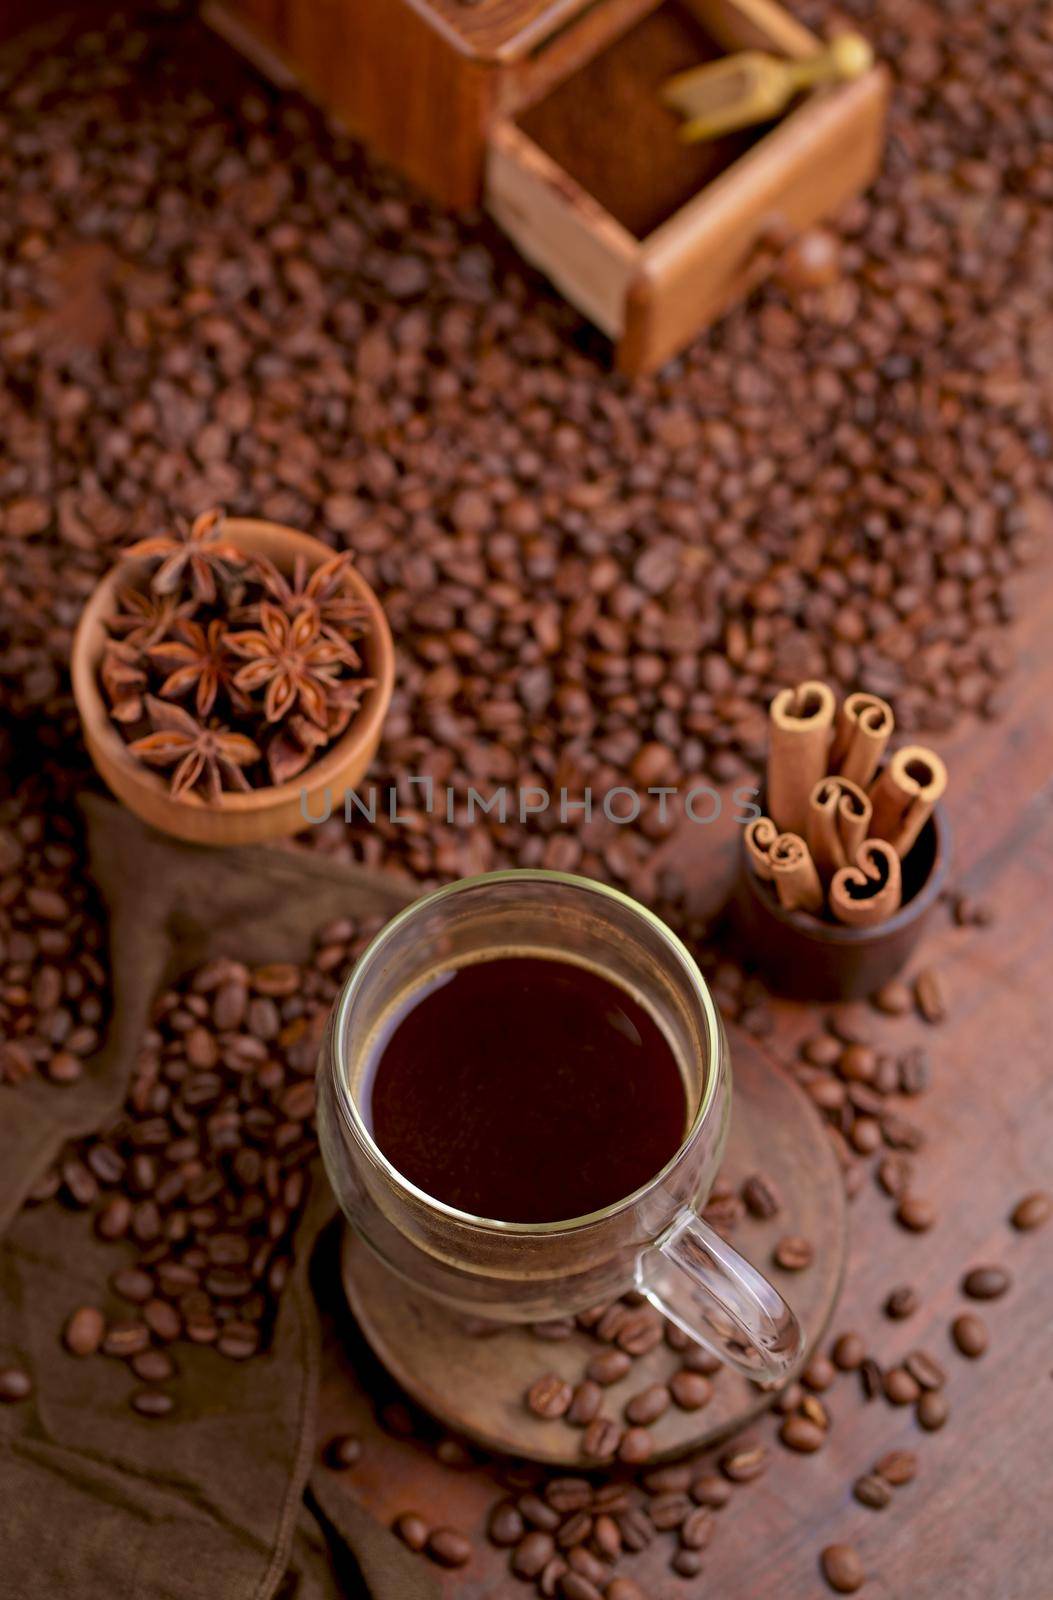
767, 681, 836, 836
829, 839, 903, 928
744, 816, 779, 881
806, 776, 872, 885
830, 691, 894, 789
769, 832, 824, 915
868, 745, 948, 858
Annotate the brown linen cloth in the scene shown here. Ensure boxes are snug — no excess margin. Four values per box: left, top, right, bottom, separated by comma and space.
0, 795, 436, 1600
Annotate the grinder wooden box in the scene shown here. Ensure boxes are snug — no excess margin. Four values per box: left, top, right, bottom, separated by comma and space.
206, 0, 888, 374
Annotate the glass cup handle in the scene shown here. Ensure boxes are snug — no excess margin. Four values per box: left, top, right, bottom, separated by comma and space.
635, 1208, 804, 1381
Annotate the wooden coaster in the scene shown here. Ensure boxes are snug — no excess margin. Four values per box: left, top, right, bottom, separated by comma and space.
341, 1039, 846, 1465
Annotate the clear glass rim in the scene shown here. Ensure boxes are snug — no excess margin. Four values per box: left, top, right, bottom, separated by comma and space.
329, 869, 723, 1236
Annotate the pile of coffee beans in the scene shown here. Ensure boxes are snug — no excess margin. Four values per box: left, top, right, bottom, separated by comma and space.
32, 915, 383, 1415
2, 2, 1052, 894
0, 766, 109, 1088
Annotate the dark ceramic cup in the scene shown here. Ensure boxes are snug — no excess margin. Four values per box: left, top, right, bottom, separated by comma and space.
735, 805, 950, 1001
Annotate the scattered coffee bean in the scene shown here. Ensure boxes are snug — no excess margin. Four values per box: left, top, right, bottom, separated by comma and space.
393, 1513, 429, 1553
884, 1367, 921, 1406
895, 1195, 936, 1232
859, 1358, 884, 1400
904, 1351, 945, 1391
831, 1332, 865, 1370
914, 969, 946, 1024
875, 1449, 917, 1486
779, 1415, 826, 1453
802, 1355, 836, 1392
672, 1550, 704, 1577
742, 1173, 781, 1218
916, 1390, 949, 1431
876, 1155, 913, 1199
952, 1313, 988, 1358
872, 981, 911, 1016
689, 1472, 730, 1509
130, 1388, 174, 1418
63, 1306, 105, 1357
512, 1531, 556, 1579
624, 1383, 670, 1426
520, 1494, 560, 1532
606, 1581, 647, 1600
679, 1506, 715, 1550
131, 1349, 175, 1383
581, 1418, 621, 1461
721, 1443, 767, 1482
567, 1380, 602, 1426
527, 1373, 574, 1420
545, 1478, 591, 1513
669, 1370, 712, 1411
617, 1426, 653, 1465
821, 1542, 865, 1593
774, 1235, 814, 1271
0, 1367, 32, 1402
853, 1474, 892, 1509
586, 1350, 631, 1386
648, 1493, 690, 1531
325, 1434, 362, 1469
641, 1463, 691, 1495
426, 1527, 471, 1568
885, 1286, 918, 1320
961, 1265, 1011, 1300
1011, 1191, 1052, 1232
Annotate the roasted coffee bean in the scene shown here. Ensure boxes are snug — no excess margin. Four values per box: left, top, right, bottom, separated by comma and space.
533, 1319, 575, 1342
143, 1300, 181, 1342
895, 1194, 936, 1232
581, 1418, 621, 1461
61, 1159, 97, 1208
772, 1380, 804, 1416
853, 1474, 892, 1509
544, 1478, 592, 1514
323, 1433, 361, 1470
488, 1500, 524, 1547
614, 1508, 653, 1552
917, 1391, 949, 1431
519, 1494, 561, 1533
952, 1313, 989, 1358
884, 1367, 921, 1406
721, 1443, 767, 1482
641, 1463, 691, 1495
101, 1320, 150, 1359
617, 1426, 653, 1465
606, 1579, 647, 1600
680, 1344, 722, 1376
802, 1034, 842, 1068
512, 1531, 556, 1579
672, 1549, 704, 1577
1011, 1191, 1052, 1231
586, 1349, 631, 1386
850, 1117, 882, 1155
859, 1359, 884, 1400
566, 1547, 606, 1585
831, 1332, 865, 1370
539, 1557, 568, 1597
821, 1543, 865, 1593
624, 1383, 669, 1426
670, 1370, 712, 1410
131, 1388, 174, 1419
689, 1473, 731, 1509
897, 1048, 930, 1096
914, 969, 947, 1024
648, 1491, 690, 1531
63, 1306, 105, 1357
872, 980, 911, 1016
802, 1355, 836, 1393
591, 1513, 621, 1559
112, 1269, 153, 1305
904, 1351, 945, 1391
679, 1506, 715, 1550
616, 1309, 663, 1356
742, 1173, 781, 1217
131, 1349, 175, 1383
875, 1449, 917, 1486
839, 1043, 877, 1083
876, 1155, 913, 1199
0, 1367, 32, 1402
393, 1513, 428, 1552
591, 1483, 630, 1514
885, 1286, 918, 1320
774, 1235, 814, 1271
557, 1573, 600, 1600
780, 1415, 826, 1452
527, 1373, 573, 1419
426, 1527, 471, 1568
567, 1380, 602, 1426
962, 1265, 1011, 1300
555, 1512, 593, 1550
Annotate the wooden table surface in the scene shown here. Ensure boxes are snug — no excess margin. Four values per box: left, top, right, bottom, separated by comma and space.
318, 548, 1053, 1598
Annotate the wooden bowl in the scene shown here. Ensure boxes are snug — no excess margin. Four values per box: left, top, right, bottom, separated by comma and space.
71, 517, 395, 847
734, 805, 951, 1001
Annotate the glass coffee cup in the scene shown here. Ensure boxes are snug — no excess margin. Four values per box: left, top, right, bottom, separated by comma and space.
317, 870, 803, 1380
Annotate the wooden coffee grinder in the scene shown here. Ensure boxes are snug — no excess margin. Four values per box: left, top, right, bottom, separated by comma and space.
205, 0, 888, 372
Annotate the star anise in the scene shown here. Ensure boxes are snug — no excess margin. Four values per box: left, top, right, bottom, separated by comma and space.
264, 683, 375, 785
149, 617, 246, 719
226, 602, 344, 726
129, 696, 260, 803
252, 551, 370, 665
124, 508, 246, 604
107, 585, 194, 651
100, 641, 146, 723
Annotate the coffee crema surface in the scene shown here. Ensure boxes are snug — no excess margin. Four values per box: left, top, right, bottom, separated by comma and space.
362, 953, 690, 1224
